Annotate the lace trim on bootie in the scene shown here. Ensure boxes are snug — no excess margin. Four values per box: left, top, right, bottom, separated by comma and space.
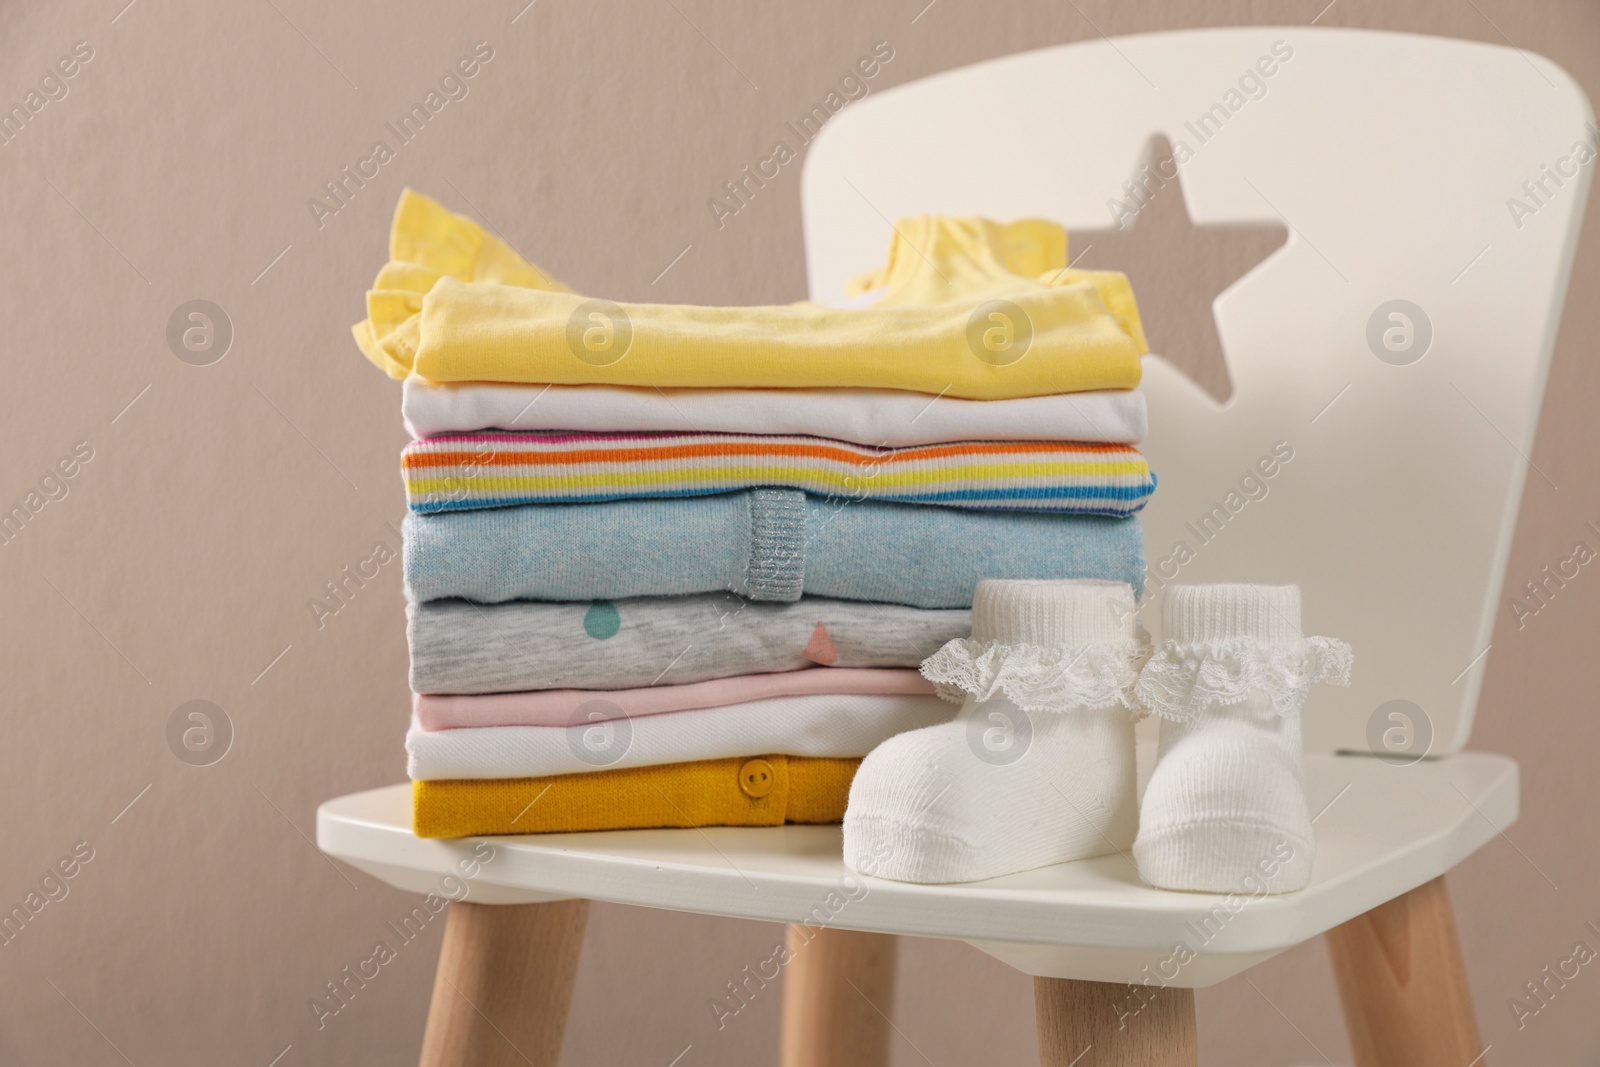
1134, 636, 1353, 720
920, 634, 1151, 713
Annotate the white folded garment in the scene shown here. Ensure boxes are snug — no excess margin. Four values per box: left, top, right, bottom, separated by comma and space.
401, 379, 1147, 445
405, 692, 956, 780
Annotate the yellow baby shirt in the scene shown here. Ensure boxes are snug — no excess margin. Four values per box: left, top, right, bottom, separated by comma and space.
354, 190, 1147, 399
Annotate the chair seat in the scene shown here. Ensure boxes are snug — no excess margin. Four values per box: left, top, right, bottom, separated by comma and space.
317, 750, 1515, 987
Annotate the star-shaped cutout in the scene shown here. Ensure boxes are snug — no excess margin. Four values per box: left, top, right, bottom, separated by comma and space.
1069, 135, 1287, 403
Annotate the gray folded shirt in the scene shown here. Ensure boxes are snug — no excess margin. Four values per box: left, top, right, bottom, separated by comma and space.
408, 592, 971, 695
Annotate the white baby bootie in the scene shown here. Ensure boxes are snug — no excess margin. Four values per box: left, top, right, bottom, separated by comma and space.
842, 579, 1148, 884
1133, 584, 1352, 894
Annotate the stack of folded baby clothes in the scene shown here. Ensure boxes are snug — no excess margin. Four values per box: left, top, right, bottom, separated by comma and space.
353, 191, 1156, 838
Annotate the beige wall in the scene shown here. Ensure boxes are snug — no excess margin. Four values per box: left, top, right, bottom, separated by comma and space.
2, 1, 1596, 1064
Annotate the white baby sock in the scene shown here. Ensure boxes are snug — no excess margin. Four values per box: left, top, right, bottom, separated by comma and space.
842, 579, 1148, 884
1133, 584, 1351, 894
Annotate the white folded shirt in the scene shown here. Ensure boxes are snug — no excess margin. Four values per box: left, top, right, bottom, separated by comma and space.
401, 379, 1147, 445
405, 693, 956, 780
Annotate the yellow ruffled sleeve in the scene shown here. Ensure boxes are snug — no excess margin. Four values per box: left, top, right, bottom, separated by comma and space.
352, 189, 572, 378
846, 216, 1069, 305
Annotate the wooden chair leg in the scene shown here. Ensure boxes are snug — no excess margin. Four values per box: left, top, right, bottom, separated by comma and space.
418, 899, 590, 1067
779, 925, 898, 1067
1326, 876, 1486, 1067
1034, 977, 1197, 1067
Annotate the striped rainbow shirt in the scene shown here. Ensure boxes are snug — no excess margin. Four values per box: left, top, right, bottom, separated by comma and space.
402, 431, 1155, 517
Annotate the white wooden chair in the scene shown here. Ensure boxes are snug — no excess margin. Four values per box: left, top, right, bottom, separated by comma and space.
318, 27, 1592, 1066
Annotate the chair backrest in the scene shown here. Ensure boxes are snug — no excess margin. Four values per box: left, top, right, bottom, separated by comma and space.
801, 27, 1592, 756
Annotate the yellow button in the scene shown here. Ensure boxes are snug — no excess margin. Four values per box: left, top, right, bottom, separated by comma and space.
738, 759, 775, 799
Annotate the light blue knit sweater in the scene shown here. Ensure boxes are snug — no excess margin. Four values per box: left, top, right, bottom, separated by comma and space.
404, 488, 1143, 609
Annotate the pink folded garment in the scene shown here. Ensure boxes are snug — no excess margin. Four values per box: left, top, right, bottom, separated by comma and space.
414, 668, 934, 730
